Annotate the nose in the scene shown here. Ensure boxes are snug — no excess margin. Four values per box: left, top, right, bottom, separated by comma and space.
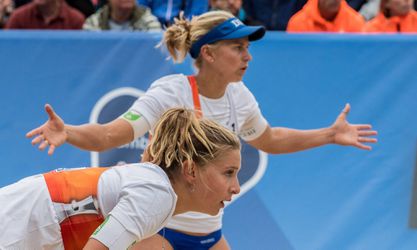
243, 48, 252, 62
231, 177, 240, 195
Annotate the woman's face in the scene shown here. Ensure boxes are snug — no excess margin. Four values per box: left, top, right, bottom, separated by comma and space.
209, 38, 252, 83
109, 0, 135, 10
194, 149, 241, 215
318, 0, 342, 13
386, 0, 413, 16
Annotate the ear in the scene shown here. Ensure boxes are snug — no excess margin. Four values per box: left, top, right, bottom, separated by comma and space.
182, 160, 197, 182
140, 146, 150, 162
200, 45, 215, 63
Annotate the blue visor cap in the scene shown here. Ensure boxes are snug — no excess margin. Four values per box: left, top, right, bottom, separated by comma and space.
189, 17, 266, 59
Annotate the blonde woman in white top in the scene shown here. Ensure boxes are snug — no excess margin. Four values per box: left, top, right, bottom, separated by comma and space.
2, 108, 241, 249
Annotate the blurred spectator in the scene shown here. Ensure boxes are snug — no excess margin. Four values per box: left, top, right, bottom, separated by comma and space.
83, 0, 161, 30
364, 0, 417, 32
14, 0, 105, 18
349, 0, 417, 21
287, 0, 365, 32
0, 0, 14, 28
209, 0, 245, 21
243, 0, 307, 30
138, 0, 208, 27
242, 0, 370, 31
66, 0, 106, 17
5, 0, 84, 29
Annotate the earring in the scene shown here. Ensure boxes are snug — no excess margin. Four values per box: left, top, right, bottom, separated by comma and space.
190, 184, 195, 193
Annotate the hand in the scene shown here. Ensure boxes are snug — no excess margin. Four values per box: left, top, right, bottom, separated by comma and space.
26, 104, 67, 155
331, 103, 378, 150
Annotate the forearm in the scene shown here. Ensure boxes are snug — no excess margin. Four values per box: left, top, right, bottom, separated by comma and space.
66, 120, 133, 152
252, 126, 336, 154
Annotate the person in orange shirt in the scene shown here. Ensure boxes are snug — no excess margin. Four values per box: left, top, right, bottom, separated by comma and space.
364, 0, 417, 33
287, 0, 365, 32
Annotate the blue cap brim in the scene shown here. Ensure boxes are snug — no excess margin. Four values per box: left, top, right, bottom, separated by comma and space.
220, 25, 266, 42
190, 18, 266, 59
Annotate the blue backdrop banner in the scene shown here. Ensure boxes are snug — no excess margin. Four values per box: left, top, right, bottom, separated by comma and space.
1, 31, 416, 249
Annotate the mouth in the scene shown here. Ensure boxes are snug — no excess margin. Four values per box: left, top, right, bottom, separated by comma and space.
220, 198, 232, 208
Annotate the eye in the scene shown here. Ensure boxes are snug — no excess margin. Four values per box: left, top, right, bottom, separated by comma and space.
234, 44, 249, 53
224, 170, 235, 177
234, 45, 243, 51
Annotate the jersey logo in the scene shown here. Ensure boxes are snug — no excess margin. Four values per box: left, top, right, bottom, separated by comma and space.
90, 87, 268, 204
123, 111, 141, 121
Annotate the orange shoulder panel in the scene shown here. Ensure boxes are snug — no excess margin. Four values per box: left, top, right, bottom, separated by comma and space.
43, 167, 109, 203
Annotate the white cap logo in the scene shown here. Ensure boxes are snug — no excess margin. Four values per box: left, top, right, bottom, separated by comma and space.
231, 19, 243, 28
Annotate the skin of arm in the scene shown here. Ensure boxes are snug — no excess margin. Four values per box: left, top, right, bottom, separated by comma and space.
26, 104, 137, 154
65, 119, 134, 152
249, 126, 336, 154
83, 238, 108, 250
248, 104, 377, 154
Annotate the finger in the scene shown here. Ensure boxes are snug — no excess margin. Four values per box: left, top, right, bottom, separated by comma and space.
45, 104, 56, 120
26, 127, 42, 138
31, 135, 44, 145
358, 137, 378, 143
342, 103, 350, 115
38, 140, 49, 151
354, 124, 372, 130
355, 142, 372, 150
358, 130, 378, 136
48, 145, 56, 155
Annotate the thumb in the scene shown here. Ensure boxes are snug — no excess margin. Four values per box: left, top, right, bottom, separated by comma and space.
45, 104, 56, 120
341, 103, 350, 116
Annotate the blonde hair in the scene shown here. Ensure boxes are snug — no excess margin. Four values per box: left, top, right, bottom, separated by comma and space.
147, 108, 240, 180
161, 10, 234, 66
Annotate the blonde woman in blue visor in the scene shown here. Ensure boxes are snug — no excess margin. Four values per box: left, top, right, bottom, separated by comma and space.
28, 10, 377, 250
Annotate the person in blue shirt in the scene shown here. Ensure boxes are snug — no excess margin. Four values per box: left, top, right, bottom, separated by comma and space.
138, 0, 208, 26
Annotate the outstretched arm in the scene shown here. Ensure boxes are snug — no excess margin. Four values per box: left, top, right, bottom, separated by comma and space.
248, 104, 377, 154
26, 104, 147, 155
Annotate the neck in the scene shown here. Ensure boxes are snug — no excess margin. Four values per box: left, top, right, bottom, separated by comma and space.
171, 182, 194, 215
195, 68, 229, 99
111, 6, 133, 23
37, 0, 61, 21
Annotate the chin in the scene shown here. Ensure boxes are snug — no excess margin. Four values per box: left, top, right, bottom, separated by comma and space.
230, 76, 243, 83
207, 210, 220, 216
201, 207, 220, 216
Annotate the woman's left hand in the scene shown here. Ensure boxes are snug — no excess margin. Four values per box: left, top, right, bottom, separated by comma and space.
331, 103, 378, 150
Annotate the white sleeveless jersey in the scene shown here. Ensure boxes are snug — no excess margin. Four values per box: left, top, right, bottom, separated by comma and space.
124, 74, 268, 233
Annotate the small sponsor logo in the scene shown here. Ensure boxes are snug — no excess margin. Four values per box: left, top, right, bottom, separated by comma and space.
231, 19, 243, 27
123, 111, 141, 121
200, 238, 215, 244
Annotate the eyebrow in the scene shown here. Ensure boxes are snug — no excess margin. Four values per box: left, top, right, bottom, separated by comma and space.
225, 166, 240, 171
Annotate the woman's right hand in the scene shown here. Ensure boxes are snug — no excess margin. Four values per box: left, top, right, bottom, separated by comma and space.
26, 104, 67, 155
